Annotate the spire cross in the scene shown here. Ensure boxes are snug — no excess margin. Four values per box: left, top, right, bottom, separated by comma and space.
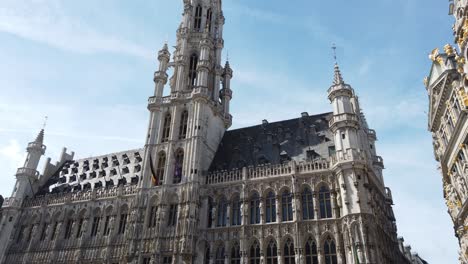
42, 116, 48, 130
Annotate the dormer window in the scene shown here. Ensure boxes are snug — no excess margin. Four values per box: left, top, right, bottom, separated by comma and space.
122, 167, 130, 174
134, 164, 141, 172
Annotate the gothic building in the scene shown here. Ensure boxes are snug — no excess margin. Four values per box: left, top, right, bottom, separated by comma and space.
0, 1, 421, 263
425, 0, 468, 262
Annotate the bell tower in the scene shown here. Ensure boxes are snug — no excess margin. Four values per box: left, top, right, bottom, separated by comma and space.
142, 0, 232, 188
136, 1, 232, 262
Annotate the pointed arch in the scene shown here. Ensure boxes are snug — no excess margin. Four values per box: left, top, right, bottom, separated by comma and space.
205, 243, 211, 264
323, 236, 337, 264
305, 237, 319, 264
179, 110, 189, 139
283, 238, 295, 264
148, 196, 159, 228
215, 245, 225, 264
265, 191, 276, 223
231, 194, 241, 226
155, 151, 166, 186
281, 189, 293, 221
206, 8, 213, 32
173, 148, 184, 184
161, 113, 172, 142
217, 196, 228, 227
208, 196, 214, 228
117, 204, 129, 235
189, 54, 198, 88
302, 186, 314, 220
194, 5, 202, 31
250, 192, 260, 224
249, 240, 261, 264
319, 185, 332, 219
231, 242, 241, 264
266, 239, 278, 264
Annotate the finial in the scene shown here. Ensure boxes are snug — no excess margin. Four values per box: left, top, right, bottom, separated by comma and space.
226, 50, 229, 61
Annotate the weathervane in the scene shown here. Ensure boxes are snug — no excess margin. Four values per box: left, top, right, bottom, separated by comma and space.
332, 43, 337, 63
42, 116, 48, 130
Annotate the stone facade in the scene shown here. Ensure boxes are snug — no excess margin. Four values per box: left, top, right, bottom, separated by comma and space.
0, 1, 422, 264
425, 1, 468, 263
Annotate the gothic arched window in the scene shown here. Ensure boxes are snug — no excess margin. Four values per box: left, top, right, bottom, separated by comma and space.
305, 238, 319, 264
282, 190, 293, 221
215, 246, 225, 264
208, 197, 214, 228
179, 110, 189, 139
205, 244, 211, 264
265, 191, 276, 223
155, 152, 166, 186
284, 239, 295, 264
302, 187, 314, 220
231, 196, 241, 226
231, 243, 241, 264
250, 240, 261, 264
161, 113, 171, 143
324, 236, 337, 264
173, 149, 184, 184
194, 5, 202, 31
148, 201, 158, 228
250, 192, 260, 224
117, 206, 128, 235
319, 185, 332, 219
266, 240, 278, 264
206, 8, 213, 32
189, 54, 198, 88
217, 197, 228, 227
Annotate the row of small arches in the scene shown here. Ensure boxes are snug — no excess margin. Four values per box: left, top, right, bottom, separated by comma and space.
204, 236, 337, 264
207, 185, 333, 227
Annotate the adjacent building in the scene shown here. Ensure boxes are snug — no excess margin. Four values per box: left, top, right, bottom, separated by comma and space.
0, 0, 423, 263
425, 0, 468, 262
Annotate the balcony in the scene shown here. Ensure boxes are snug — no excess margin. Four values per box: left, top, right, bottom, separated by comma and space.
16, 167, 39, 177
329, 113, 359, 129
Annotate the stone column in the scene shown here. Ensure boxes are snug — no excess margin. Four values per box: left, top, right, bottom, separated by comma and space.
313, 193, 320, 220
276, 195, 282, 223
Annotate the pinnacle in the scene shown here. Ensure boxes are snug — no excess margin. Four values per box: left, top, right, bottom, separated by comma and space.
333, 63, 345, 85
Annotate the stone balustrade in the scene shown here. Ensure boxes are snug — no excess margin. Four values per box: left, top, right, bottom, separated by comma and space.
22, 185, 138, 208
16, 167, 39, 177
329, 113, 359, 128
206, 159, 331, 185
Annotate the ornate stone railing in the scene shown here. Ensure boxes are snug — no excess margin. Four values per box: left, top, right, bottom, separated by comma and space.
329, 113, 359, 128
3, 197, 20, 208
22, 185, 138, 207
206, 169, 242, 184
330, 149, 367, 165
16, 167, 40, 177
248, 163, 293, 179
206, 159, 331, 185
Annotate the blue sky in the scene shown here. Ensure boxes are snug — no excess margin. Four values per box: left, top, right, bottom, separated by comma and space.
0, 0, 457, 262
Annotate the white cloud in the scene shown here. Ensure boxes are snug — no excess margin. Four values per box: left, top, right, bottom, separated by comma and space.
0, 139, 24, 169
0, 0, 152, 59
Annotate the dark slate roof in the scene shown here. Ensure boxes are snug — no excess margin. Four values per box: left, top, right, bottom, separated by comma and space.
209, 112, 334, 171
37, 149, 143, 195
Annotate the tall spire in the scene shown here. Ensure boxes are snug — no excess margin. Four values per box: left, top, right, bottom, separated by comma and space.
333, 63, 345, 85
332, 43, 345, 85
35, 129, 45, 144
